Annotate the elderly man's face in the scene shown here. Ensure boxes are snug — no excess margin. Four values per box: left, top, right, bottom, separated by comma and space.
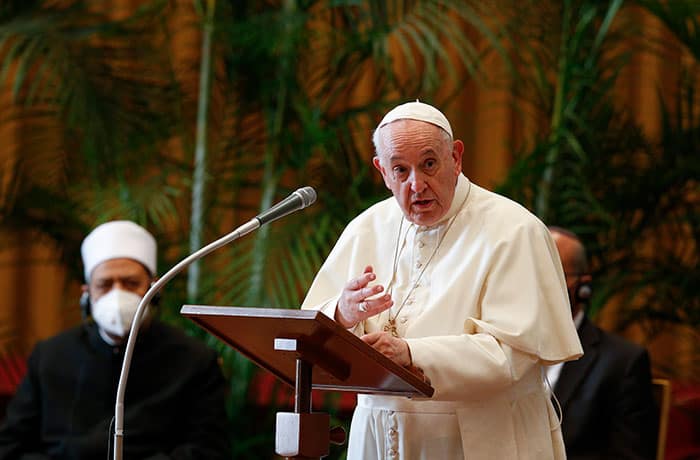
373, 120, 463, 226
87, 258, 152, 302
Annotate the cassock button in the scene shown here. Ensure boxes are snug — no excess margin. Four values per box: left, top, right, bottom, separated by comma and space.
415, 261, 422, 269
418, 240, 425, 248
388, 449, 398, 458
400, 317, 408, 324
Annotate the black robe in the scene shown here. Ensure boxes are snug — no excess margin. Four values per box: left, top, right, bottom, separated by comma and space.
554, 316, 657, 460
0, 320, 229, 459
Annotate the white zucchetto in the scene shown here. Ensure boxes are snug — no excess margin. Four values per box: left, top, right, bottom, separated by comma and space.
377, 100, 453, 138
81, 220, 157, 280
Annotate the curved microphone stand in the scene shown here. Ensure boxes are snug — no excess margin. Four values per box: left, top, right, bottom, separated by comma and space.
112, 186, 316, 460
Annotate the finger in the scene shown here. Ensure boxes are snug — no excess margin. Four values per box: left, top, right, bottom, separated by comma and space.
360, 332, 382, 345
364, 295, 393, 313
347, 271, 376, 290
352, 285, 385, 303
363, 265, 374, 274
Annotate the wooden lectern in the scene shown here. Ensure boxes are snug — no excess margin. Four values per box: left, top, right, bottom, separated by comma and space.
181, 305, 434, 459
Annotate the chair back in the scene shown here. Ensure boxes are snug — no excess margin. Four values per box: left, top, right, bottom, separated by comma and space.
652, 378, 672, 460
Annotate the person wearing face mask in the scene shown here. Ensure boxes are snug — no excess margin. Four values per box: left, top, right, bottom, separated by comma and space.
301, 101, 583, 459
0, 220, 230, 459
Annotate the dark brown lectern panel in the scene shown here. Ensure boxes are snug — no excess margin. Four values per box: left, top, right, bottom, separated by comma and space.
181, 305, 433, 398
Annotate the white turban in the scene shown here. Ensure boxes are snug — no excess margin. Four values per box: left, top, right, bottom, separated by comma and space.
377, 100, 453, 138
81, 220, 157, 281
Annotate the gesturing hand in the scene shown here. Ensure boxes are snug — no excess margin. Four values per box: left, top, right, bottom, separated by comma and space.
335, 265, 393, 328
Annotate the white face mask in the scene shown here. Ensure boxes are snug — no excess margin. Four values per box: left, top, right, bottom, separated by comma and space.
91, 288, 146, 338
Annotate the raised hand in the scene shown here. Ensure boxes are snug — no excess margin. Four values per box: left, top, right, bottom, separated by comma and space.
335, 265, 393, 328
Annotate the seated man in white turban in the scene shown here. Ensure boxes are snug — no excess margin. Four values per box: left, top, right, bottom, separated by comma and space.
0, 220, 229, 459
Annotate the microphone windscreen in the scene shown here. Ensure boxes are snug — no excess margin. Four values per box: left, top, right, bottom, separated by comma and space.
295, 186, 317, 208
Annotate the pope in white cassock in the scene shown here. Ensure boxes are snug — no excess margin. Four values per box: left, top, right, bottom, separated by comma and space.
301, 101, 583, 460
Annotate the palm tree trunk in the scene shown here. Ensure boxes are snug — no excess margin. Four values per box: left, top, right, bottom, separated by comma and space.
244, 0, 296, 306
536, 0, 571, 221
187, 0, 216, 302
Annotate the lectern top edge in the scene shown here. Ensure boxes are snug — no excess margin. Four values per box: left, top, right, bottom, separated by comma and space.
180, 304, 435, 398
181, 304, 317, 319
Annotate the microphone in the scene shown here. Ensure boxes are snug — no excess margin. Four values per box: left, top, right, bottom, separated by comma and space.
255, 186, 317, 226
113, 186, 317, 460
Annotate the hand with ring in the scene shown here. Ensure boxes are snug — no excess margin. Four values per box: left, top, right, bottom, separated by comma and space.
335, 265, 394, 328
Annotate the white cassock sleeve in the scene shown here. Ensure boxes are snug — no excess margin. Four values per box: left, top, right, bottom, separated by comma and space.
404, 219, 581, 400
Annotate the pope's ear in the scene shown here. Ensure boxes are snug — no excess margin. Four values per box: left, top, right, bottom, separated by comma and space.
452, 140, 464, 173
373, 156, 391, 189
